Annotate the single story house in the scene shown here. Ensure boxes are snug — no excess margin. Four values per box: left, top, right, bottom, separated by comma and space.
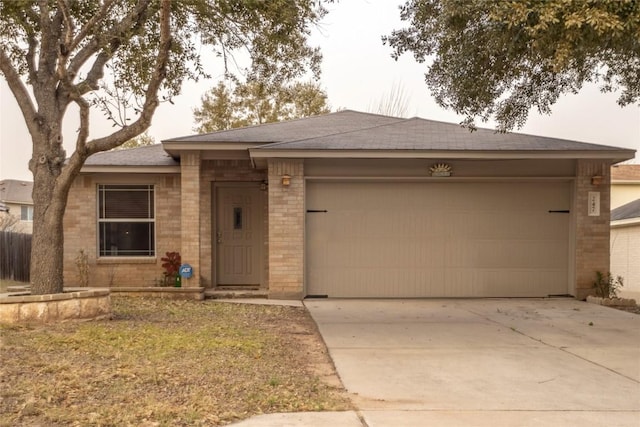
610, 165, 640, 299
611, 164, 640, 209
62, 110, 635, 299
0, 179, 34, 233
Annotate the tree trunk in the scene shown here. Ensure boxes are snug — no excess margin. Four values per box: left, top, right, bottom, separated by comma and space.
29, 117, 72, 295
30, 186, 66, 295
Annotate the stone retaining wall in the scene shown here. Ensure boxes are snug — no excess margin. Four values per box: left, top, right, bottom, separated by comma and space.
108, 287, 205, 300
0, 289, 111, 324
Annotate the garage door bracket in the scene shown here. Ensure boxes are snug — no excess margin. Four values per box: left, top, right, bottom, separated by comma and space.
548, 210, 570, 213
307, 209, 328, 213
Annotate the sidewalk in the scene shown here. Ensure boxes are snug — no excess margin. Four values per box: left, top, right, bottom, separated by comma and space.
229, 411, 363, 427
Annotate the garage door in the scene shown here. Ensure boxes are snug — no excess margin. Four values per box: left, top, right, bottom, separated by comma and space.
306, 181, 570, 298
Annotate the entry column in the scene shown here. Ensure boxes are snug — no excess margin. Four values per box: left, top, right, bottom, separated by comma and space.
574, 159, 611, 299
268, 158, 304, 299
180, 151, 201, 286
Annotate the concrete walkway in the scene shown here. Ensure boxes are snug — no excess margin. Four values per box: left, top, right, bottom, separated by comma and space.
306, 298, 640, 427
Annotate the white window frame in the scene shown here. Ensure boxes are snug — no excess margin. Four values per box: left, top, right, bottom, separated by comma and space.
21, 205, 34, 221
97, 184, 156, 257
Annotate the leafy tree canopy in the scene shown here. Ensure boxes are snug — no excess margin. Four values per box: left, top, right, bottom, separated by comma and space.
193, 80, 331, 132
384, 0, 640, 130
116, 131, 155, 150
0, 0, 328, 295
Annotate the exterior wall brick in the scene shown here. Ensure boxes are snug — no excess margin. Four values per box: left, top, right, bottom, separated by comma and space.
180, 152, 201, 287
64, 154, 614, 301
574, 160, 611, 299
63, 173, 181, 287
63, 159, 267, 291
267, 159, 304, 299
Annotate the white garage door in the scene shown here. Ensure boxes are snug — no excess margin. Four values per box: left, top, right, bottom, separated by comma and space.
306, 181, 571, 298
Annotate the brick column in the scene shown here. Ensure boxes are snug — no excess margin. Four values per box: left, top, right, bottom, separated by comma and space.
180, 152, 201, 287
574, 159, 611, 299
268, 159, 304, 299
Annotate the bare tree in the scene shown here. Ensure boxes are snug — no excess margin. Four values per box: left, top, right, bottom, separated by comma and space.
368, 82, 412, 117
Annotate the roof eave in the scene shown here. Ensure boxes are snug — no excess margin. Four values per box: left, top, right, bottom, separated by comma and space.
611, 179, 640, 184
611, 217, 640, 228
248, 149, 636, 162
0, 199, 33, 205
162, 141, 272, 158
81, 165, 181, 174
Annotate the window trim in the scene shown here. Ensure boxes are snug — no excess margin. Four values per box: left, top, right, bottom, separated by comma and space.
21, 205, 34, 222
96, 184, 156, 258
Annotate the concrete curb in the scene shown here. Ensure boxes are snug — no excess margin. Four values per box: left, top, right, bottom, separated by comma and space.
228, 411, 363, 426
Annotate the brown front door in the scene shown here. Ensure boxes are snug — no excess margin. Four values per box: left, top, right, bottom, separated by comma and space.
216, 185, 263, 285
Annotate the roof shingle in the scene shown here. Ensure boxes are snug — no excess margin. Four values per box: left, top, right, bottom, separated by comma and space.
84, 144, 178, 166
611, 198, 640, 221
0, 180, 33, 204
611, 164, 640, 181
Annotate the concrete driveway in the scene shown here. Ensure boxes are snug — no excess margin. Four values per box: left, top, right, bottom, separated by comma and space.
305, 299, 640, 426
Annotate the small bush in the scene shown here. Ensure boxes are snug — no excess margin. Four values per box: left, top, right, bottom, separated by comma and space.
593, 271, 624, 298
160, 251, 181, 285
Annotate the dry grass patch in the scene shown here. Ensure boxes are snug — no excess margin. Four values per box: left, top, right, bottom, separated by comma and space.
0, 297, 352, 426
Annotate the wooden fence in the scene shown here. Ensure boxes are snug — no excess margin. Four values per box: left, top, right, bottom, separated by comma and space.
0, 231, 31, 282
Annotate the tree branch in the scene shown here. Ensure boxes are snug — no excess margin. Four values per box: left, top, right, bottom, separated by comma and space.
59, 94, 91, 187
0, 48, 38, 136
57, 0, 74, 48
26, 34, 39, 83
67, 0, 152, 84
83, 0, 172, 156
68, 0, 116, 53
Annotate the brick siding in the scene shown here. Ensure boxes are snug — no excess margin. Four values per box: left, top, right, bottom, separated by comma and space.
63, 174, 181, 287
574, 160, 611, 299
267, 159, 305, 299
64, 160, 269, 291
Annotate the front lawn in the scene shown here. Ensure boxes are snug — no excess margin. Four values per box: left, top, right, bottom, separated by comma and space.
0, 297, 352, 426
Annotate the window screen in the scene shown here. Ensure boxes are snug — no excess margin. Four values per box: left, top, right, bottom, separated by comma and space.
98, 185, 155, 256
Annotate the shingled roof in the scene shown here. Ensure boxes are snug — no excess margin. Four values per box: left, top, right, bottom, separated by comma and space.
254, 115, 625, 152
84, 144, 178, 166
165, 110, 632, 155
164, 110, 404, 144
611, 164, 640, 181
83, 110, 635, 169
0, 180, 33, 205
612, 198, 640, 221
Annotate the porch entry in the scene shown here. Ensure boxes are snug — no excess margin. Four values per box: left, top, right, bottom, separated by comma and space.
215, 184, 264, 286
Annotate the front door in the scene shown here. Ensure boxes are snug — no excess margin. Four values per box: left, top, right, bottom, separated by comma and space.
216, 185, 263, 286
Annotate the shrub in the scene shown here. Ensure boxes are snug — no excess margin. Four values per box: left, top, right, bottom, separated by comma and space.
161, 251, 181, 285
593, 271, 624, 298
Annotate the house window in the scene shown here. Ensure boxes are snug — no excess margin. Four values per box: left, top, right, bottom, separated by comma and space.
98, 184, 155, 257
21, 206, 33, 221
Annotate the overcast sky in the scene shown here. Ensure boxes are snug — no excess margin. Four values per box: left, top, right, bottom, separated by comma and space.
1, 0, 638, 181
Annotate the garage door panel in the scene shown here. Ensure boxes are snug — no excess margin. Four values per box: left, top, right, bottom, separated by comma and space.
306, 181, 570, 298
319, 267, 449, 298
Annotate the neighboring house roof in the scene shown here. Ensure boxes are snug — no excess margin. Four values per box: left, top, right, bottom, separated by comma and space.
0, 180, 33, 205
611, 198, 640, 221
611, 164, 640, 182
